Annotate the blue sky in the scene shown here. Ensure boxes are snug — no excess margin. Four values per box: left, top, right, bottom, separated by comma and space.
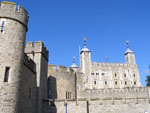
3, 0, 150, 86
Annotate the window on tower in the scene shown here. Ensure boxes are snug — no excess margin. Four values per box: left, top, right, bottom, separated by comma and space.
124, 74, 126, 77
134, 81, 136, 85
4, 67, 10, 82
94, 80, 96, 85
96, 73, 99, 75
91, 73, 94, 75
101, 73, 105, 76
0, 21, 5, 32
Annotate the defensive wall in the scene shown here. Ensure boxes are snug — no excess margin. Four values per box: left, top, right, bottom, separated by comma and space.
91, 62, 137, 68
48, 65, 76, 100
44, 87, 150, 113
25, 41, 49, 61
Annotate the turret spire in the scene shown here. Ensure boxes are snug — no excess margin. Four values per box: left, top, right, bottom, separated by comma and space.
106, 56, 109, 62
125, 40, 133, 55
126, 40, 129, 49
71, 56, 78, 69
73, 56, 75, 64
84, 37, 87, 48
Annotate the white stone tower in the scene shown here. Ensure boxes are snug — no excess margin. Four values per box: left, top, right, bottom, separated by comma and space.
80, 38, 91, 89
0, 1, 28, 113
125, 40, 136, 64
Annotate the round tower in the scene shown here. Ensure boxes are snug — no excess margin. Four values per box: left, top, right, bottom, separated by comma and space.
0, 1, 28, 113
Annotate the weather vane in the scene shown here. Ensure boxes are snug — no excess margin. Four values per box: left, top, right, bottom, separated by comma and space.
106, 56, 108, 62
73, 56, 75, 64
84, 37, 87, 48
126, 40, 129, 49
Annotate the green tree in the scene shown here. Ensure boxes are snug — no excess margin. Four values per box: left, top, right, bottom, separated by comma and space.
145, 65, 150, 86
145, 75, 150, 86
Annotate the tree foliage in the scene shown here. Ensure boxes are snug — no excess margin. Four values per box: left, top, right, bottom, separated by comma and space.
145, 75, 150, 86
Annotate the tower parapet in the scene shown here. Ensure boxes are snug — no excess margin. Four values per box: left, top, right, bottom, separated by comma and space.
0, 1, 29, 113
25, 41, 49, 60
0, 1, 29, 30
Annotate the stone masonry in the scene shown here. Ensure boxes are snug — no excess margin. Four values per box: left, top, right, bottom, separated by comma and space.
0, 1, 150, 113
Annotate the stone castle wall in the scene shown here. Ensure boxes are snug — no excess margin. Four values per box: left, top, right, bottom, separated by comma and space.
45, 96, 150, 113
78, 87, 149, 99
0, 1, 29, 113
89, 61, 141, 89
20, 59, 37, 113
25, 41, 49, 113
48, 65, 76, 100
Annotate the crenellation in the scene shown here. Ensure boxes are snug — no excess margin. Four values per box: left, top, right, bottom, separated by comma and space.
57, 65, 68, 72
25, 41, 49, 60
23, 53, 36, 73
26, 41, 34, 47
0, 1, 29, 29
48, 64, 56, 72
0, 1, 148, 113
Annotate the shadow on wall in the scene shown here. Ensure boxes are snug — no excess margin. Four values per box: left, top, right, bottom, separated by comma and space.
43, 100, 57, 113
48, 76, 57, 99
50, 101, 57, 113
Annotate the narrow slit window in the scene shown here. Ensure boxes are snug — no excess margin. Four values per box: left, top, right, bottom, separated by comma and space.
29, 88, 31, 100
66, 92, 68, 99
1, 21, 5, 32
4, 67, 10, 82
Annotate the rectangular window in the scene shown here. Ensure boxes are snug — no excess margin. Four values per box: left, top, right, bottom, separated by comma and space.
96, 73, 99, 75
105, 81, 107, 85
102, 73, 105, 76
94, 80, 96, 85
1, 21, 5, 32
66, 92, 68, 99
91, 73, 94, 75
4, 67, 10, 82
29, 88, 31, 100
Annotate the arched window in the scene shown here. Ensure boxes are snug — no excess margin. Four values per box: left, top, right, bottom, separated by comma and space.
124, 74, 126, 77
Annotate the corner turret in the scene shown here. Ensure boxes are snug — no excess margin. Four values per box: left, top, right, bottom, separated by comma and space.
125, 40, 136, 65
0, 1, 29, 113
0, 1, 29, 30
71, 56, 78, 71
80, 38, 92, 89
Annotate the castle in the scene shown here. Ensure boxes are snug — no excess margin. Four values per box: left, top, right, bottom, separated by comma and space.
0, 1, 150, 113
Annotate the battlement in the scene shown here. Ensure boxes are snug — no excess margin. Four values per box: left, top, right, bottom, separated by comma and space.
25, 41, 49, 60
92, 62, 137, 67
79, 87, 149, 99
23, 53, 36, 73
0, 1, 29, 29
48, 64, 74, 74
